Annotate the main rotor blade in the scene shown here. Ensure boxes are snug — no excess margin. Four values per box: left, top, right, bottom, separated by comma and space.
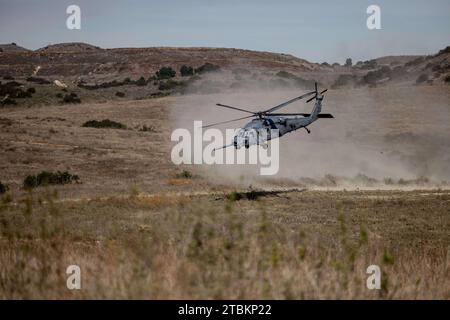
306, 95, 316, 103
263, 91, 315, 114
267, 113, 310, 116
201, 115, 254, 128
268, 113, 334, 118
215, 103, 256, 115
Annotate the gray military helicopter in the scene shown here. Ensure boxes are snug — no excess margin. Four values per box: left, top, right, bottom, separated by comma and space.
203, 82, 333, 150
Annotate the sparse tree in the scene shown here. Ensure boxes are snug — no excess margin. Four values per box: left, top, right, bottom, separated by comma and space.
180, 65, 194, 77
136, 76, 147, 86
0, 181, 8, 194
156, 67, 176, 80
345, 58, 353, 67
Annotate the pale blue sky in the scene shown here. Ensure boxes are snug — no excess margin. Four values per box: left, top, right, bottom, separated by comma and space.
0, 0, 449, 63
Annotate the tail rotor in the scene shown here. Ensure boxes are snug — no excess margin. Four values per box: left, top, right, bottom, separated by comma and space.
306, 82, 327, 103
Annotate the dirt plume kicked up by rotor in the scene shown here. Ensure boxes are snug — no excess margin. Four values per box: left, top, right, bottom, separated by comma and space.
170, 70, 450, 188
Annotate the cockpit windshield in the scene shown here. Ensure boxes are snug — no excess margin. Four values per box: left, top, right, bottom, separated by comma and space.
237, 129, 246, 137
244, 119, 267, 130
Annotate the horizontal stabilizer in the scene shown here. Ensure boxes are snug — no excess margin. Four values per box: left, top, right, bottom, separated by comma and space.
317, 113, 334, 118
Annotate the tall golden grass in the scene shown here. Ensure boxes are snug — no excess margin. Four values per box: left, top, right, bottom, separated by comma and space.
0, 189, 449, 299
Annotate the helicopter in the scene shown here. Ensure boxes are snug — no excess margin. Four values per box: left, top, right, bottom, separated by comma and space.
202, 82, 334, 150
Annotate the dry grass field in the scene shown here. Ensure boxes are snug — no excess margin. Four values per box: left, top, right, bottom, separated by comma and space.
0, 75, 449, 299
0, 188, 449, 299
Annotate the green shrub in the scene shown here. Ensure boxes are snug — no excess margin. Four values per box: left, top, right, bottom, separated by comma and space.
16, 90, 32, 98
176, 170, 193, 179
180, 65, 194, 77
82, 119, 126, 129
26, 77, 51, 84
3, 75, 14, 80
195, 63, 220, 74
226, 191, 242, 202
156, 67, 176, 80
0, 82, 34, 99
150, 91, 171, 98
23, 171, 79, 189
444, 75, 450, 84
0, 81, 25, 99
23, 175, 37, 189
158, 79, 182, 91
0, 97, 17, 105
62, 93, 81, 103
357, 60, 377, 70
139, 125, 156, 132
78, 77, 147, 90
135, 76, 147, 86
0, 181, 8, 194
115, 91, 125, 97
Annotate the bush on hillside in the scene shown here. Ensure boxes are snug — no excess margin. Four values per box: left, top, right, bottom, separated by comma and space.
62, 93, 81, 103
156, 67, 176, 80
195, 63, 220, 74
82, 119, 126, 129
180, 65, 194, 77
23, 171, 79, 189
0, 181, 8, 194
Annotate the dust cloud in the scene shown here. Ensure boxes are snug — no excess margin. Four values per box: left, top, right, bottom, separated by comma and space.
169, 69, 450, 189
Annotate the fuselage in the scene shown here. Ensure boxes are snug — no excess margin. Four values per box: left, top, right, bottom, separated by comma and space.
233, 115, 314, 149
231, 95, 324, 149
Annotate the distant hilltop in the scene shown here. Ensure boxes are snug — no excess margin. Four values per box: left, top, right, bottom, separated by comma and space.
0, 42, 318, 78
0, 42, 449, 87
0, 42, 31, 53
36, 42, 102, 53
